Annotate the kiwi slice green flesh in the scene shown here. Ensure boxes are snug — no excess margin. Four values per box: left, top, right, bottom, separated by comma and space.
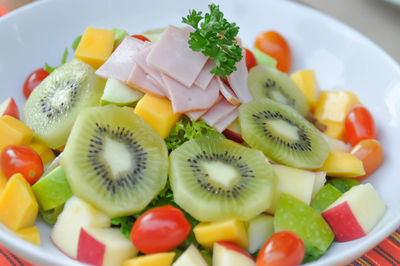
22, 59, 105, 149
169, 138, 275, 222
239, 98, 329, 170
248, 65, 309, 116
61, 105, 168, 218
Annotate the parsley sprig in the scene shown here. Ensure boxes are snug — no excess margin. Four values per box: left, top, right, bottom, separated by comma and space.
182, 4, 242, 78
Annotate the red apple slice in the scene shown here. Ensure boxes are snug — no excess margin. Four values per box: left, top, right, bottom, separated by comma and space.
213, 241, 255, 266
222, 119, 244, 143
321, 183, 386, 242
0, 97, 19, 119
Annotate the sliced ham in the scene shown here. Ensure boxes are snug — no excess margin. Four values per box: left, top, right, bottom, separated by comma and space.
227, 54, 253, 103
147, 25, 208, 87
96, 36, 144, 82
133, 43, 165, 88
127, 65, 166, 98
217, 77, 241, 106
201, 97, 236, 126
162, 74, 219, 113
214, 108, 238, 133
194, 59, 215, 90
186, 95, 223, 121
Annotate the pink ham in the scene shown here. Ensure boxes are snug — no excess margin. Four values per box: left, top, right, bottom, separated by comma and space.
162, 74, 219, 113
186, 95, 223, 121
214, 108, 238, 133
201, 98, 236, 126
217, 77, 241, 106
194, 60, 215, 90
227, 54, 253, 103
95, 36, 144, 82
133, 43, 165, 88
127, 65, 166, 98
147, 25, 208, 87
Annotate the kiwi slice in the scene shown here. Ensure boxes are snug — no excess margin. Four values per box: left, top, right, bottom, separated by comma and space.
22, 59, 105, 149
248, 65, 309, 116
61, 105, 168, 218
169, 138, 275, 222
239, 98, 329, 169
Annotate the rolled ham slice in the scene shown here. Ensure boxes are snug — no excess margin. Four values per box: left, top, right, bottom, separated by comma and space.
96, 36, 144, 82
217, 77, 241, 106
214, 108, 238, 133
147, 25, 208, 87
227, 54, 253, 103
201, 98, 236, 126
127, 65, 166, 98
162, 74, 219, 113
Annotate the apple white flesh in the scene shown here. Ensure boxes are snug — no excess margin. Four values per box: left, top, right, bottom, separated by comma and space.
322, 183, 386, 242
50, 197, 110, 258
0, 97, 19, 119
172, 244, 207, 266
322, 133, 351, 152
213, 242, 255, 266
77, 227, 138, 266
100, 78, 143, 106
247, 214, 274, 254
311, 171, 327, 200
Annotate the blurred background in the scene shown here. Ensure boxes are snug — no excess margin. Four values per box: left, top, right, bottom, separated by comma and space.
1, 0, 399, 64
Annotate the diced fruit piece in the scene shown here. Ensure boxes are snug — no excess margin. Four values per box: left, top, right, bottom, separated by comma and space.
111, 28, 128, 47
213, 241, 255, 266
311, 171, 327, 200
0, 115, 34, 151
311, 184, 343, 213
274, 194, 334, 256
244, 48, 257, 71
246, 214, 274, 254
141, 27, 165, 43
321, 121, 346, 141
345, 105, 377, 146
252, 48, 277, 68
134, 94, 181, 139
40, 204, 64, 225
100, 78, 144, 107
77, 227, 138, 266
28, 142, 56, 166
32, 166, 72, 211
172, 244, 208, 266
327, 178, 360, 193
51, 196, 110, 258
290, 69, 320, 110
0, 97, 19, 119
222, 118, 244, 143
0, 173, 38, 231
193, 219, 249, 249
318, 150, 365, 178
322, 133, 351, 152
321, 183, 386, 242
15, 226, 40, 245
351, 139, 384, 180
266, 164, 316, 214
75, 27, 115, 69
0, 170, 7, 194
23, 68, 50, 99
122, 252, 175, 266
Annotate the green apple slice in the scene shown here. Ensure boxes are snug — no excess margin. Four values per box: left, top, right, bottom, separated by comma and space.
246, 214, 274, 254
40, 204, 64, 225
100, 78, 144, 106
110, 28, 128, 47
274, 193, 334, 257
253, 48, 277, 68
327, 178, 360, 193
32, 166, 72, 211
311, 184, 343, 213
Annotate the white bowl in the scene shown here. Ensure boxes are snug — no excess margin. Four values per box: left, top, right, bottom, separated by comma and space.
0, 0, 400, 265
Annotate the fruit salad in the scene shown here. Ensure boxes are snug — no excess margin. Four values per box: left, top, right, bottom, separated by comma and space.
0, 4, 386, 266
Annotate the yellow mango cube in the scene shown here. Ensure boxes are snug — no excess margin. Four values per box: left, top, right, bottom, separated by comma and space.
29, 142, 55, 166
193, 219, 248, 249
318, 150, 365, 178
0, 173, 38, 231
322, 121, 346, 141
290, 69, 320, 110
75, 27, 115, 69
122, 252, 175, 266
0, 171, 8, 195
314, 91, 361, 123
15, 226, 40, 245
134, 94, 181, 139
0, 115, 34, 151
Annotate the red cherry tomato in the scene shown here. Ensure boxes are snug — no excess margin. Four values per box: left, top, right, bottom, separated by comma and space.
131, 34, 151, 42
0, 145, 44, 185
351, 139, 384, 180
256, 231, 305, 266
345, 105, 377, 146
254, 31, 292, 73
23, 68, 49, 99
0, 5, 9, 16
244, 48, 257, 71
130, 205, 190, 254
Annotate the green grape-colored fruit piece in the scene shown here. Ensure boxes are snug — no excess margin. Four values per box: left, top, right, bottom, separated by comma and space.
327, 178, 360, 193
311, 184, 343, 213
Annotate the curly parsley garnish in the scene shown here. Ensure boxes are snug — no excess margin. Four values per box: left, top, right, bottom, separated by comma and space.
182, 4, 242, 78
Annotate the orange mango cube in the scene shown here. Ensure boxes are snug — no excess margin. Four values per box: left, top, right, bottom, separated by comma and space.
0, 173, 38, 231
0, 115, 34, 151
134, 94, 181, 139
0, 171, 8, 195
75, 27, 115, 69
321, 121, 346, 141
122, 252, 175, 266
290, 69, 320, 110
29, 142, 55, 165
15, 226, 40, 245
318, 150, 365, 178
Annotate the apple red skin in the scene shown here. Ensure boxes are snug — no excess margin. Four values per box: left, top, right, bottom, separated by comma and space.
216, 241, 255, 261
222, 129, 244, 144
0, 97, 19, 119
77, 228, 105, 266
321, 202, 365, 242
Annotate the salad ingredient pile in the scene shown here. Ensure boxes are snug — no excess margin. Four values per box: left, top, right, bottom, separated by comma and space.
0, 3, 387, 266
